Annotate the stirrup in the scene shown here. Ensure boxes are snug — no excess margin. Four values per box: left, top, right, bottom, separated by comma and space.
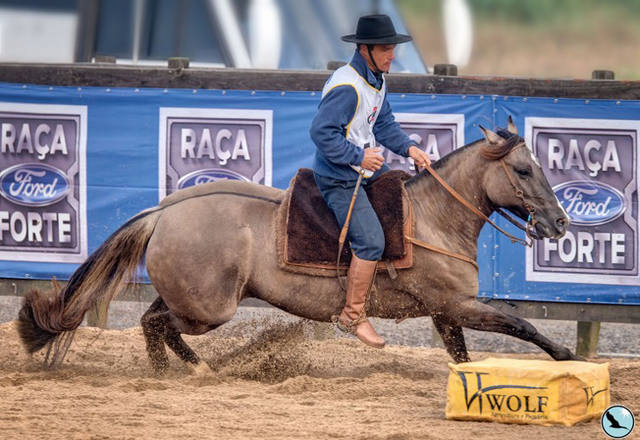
331, 314, 366, 335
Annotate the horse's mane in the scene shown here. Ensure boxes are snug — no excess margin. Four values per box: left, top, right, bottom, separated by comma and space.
405, 128, 524, 187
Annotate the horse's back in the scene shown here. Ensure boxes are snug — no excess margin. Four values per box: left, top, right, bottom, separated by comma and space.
151, 180, 284, 255
159, 180, 284, 208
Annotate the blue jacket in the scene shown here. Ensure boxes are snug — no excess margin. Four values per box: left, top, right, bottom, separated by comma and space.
310, 50, 415, 181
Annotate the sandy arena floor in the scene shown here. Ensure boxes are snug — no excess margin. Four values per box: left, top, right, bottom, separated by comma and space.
0, 318, 637, 440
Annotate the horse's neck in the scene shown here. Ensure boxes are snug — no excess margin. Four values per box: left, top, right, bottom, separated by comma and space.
406, 144, 492, 254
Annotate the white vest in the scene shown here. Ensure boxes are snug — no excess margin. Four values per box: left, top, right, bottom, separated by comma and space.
322, 64, 386, 177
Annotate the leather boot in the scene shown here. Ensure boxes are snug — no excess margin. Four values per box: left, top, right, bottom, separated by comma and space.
336, 254, 385, 348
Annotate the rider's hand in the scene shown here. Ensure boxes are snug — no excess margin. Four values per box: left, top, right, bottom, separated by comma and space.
360, 147, 385, 171
408, 146, 431, 169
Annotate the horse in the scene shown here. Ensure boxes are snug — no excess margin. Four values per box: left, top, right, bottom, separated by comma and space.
17, 119, 579, 374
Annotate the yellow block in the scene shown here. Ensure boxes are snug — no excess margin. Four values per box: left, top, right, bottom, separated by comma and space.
446, 358, 609, 426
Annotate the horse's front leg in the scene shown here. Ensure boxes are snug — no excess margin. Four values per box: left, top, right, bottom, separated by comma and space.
447, 298, 581, 361
431, 313, 471, 363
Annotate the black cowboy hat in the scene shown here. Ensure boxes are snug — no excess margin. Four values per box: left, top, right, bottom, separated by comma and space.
341, 14, 412, 45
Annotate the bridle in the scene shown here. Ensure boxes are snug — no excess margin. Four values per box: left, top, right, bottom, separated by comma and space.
495, 146, 540, 245
406, 142, 540, 270
422, 142, 538, 246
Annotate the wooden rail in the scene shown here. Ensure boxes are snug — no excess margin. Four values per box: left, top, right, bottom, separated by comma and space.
0, 63, 639, 99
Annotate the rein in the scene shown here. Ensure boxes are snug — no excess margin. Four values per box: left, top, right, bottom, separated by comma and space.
420, 146, 534, 246
404, 235, 479, 270
407, 142, 537, 269
334, 141, 537, 277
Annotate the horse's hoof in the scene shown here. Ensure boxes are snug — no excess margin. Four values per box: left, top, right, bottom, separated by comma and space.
189, 361, 213, 376
556, 347, 584, 361
454, 353, 471, 364
565, 349, 586, 361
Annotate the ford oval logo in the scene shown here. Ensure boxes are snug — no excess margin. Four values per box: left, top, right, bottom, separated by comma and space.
554, 180, 625, 226
177, 168, 249, 189
0, 163, 71, 207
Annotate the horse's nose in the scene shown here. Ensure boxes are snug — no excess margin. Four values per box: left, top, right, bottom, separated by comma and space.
555, 216, 569, 233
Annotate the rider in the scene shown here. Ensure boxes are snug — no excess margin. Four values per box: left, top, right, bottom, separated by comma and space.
310, 14, 431, 348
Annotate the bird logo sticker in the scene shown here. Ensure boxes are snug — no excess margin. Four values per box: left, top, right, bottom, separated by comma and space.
601, 405, 635, 438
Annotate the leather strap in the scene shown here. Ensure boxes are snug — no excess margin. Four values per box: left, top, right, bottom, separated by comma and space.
405, 235, 479, 271
423, 159, 530, 246
496, 208, 527, 232
498, 154, 537, 244
337, 173, 365, 290
404, 142, 536, 270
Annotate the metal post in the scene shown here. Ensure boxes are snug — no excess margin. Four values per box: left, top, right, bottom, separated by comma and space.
74, 0, 101, 62
132, 0, 146, 64
208, 0, 252, 68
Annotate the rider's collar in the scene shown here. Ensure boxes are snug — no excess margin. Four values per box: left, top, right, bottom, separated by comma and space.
350, 49, 384, 90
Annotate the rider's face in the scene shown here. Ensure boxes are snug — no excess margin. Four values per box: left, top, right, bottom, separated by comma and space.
368, 44, 396, 73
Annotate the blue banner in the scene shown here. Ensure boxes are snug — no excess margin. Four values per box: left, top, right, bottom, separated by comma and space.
482, 98, 640, 304
0, 82, 638, 305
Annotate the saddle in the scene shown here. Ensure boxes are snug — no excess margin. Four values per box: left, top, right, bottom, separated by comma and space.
276, 168, 413, 277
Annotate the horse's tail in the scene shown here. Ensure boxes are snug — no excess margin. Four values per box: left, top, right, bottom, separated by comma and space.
17, 207, 163, 354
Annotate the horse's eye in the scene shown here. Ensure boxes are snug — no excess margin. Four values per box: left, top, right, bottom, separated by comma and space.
515, 167, 532, 177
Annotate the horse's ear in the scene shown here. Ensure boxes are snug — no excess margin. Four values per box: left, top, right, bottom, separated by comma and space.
478, 125, 501, 145
507, 115, 518, 135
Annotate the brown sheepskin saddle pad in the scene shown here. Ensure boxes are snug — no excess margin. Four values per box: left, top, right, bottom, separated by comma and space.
277, 168, 413, 276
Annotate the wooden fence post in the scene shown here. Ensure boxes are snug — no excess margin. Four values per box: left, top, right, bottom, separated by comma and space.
592, 70, 614, 80
577, 321, 601, 357
433, 64, 458, 76
429, 63, 457, 348
93, 55, 116, 64
168, 57, 190, 69
573, 69, 614, 357
326, 60, 346, 70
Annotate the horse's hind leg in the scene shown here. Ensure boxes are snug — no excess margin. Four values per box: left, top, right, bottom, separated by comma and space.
163, 321, 215, 376
141, 297, 217, 375
163, 328, 199, 365
141, 297, 171, 374
450, 299, 579, 361
432, 314, 470, 363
